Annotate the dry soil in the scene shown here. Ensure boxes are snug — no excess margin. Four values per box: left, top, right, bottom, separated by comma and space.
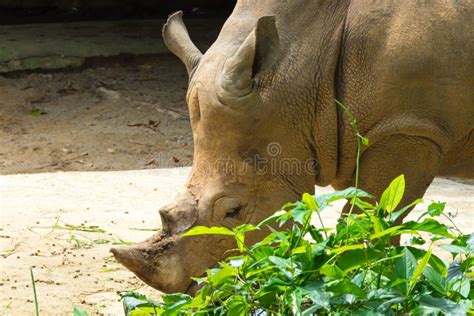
0, 55, 193, 175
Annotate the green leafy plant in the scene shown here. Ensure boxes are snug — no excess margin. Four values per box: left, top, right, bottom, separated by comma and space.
120, 175, 473, 315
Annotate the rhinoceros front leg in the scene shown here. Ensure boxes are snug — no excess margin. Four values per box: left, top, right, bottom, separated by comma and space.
334, 134, 443, 223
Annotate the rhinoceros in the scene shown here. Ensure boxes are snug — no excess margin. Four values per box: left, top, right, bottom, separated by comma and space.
111, 0, 474, 293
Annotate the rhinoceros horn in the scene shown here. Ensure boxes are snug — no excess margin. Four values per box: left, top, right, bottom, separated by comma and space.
220, 15, 280, 99
162, 11, 203, 76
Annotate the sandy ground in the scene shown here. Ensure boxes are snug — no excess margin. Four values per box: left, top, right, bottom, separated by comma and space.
0, 169, 472, 315
0, 55, 194, 175
0, 168, 190, 315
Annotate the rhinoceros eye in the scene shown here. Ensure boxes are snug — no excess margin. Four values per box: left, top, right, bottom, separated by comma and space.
225, 206, 243, 219
214, 197, 244, 224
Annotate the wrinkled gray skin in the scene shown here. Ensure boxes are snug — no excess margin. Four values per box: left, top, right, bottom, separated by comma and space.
111, 0, 474, 293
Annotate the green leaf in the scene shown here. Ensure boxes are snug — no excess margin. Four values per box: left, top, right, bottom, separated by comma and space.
378, 174, 405, 213
221, 259, 242, 271
268, 256, 296, 271
73, 306, 88, 316
257, 210, 287, 228
234, 224, 258, 234
120, 292, 160, 315
235, 231, 246, 252
129, 309, 157, 316
320, 262, 345, 279
394, 247, 417, 294
448, 261, 463, 281
330, 243, 365, 254
208, 265, 237, 286
459, 299, 473, 313
410, 236, 426, 245
301, 305, 323, 316
161, 293, 191, 305
387, 198, 423, 222
408, 247, 448, 275
327, 279, 365, 297
226, 295, 248, 316
302, 193, 318, 211
299, 281, 330, 310
411, 305, 443, 316
290, 245, 308, 255
370, 214, 384, 234
410, 248, 431, 290
418, 294, 465, 315
181, 226, 234, 237
440, 244, 468, 255
292, 206, 310, 225
336, 249, 372, 272
423, 266, 448, 295
361, 136, 370, 146
403, 218, 454, 238
290, 290, 303, 316
30, 109, 47, 117
467, 233, 474, 253
370, 226, 402, 240
161, 293, 192, 315
376, 296, 406, 313
427, 201, 446, 217
316, 187, 373, 210
353, 309, 384, 316
451, 277, 471, 298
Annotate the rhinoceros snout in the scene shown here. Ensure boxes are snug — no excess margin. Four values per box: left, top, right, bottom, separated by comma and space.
110, 234, 193, 293
112, 190, 202, 293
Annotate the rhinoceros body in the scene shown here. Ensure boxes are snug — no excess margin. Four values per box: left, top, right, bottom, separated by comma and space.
112, 0, 474, 293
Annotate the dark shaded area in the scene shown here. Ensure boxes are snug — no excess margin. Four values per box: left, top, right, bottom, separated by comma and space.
0, 0, 235, 24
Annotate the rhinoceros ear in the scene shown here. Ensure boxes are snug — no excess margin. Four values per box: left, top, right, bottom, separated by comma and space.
162, 11, 203, 76
220, 16, 280, 98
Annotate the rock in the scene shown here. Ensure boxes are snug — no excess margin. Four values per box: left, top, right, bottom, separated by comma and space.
97, 87, 120, 100
146, 158, 156, 166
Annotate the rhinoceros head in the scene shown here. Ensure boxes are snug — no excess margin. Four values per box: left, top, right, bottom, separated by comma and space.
111, 11, 319, 293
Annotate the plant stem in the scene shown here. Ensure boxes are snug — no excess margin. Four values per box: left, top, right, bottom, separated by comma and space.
234, 234, 258, 261
442, 213, 463, 235
335, 99, 371, 245
315, 210, 328, 239
30, 267, 39, 316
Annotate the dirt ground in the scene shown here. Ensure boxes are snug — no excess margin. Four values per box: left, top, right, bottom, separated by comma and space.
0, 168, 191, 315
0, 54, 194, 175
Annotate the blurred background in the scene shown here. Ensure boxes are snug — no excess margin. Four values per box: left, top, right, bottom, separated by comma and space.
0, 0, 235, 24
0, 0, 237, 175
